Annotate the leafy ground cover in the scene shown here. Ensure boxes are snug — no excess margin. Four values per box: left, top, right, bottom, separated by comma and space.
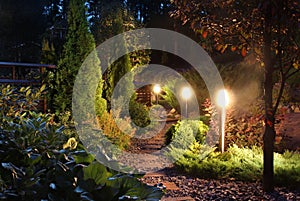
166, 118, 300, 189
0, 85, 163, 201
174, 144, 300, 188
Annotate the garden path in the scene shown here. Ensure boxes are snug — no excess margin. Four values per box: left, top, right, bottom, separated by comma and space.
128, 119, 197, 200
125, 119, 177, 172
128, 119, 176, 153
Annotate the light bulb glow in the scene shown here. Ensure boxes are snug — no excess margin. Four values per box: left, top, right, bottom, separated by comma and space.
217, 89, 229, 108
181, 87, 192, 100
153, 84, 161, 94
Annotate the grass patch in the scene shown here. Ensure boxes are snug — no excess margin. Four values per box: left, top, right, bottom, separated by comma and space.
174, 144, 300, 188
274, 151, 300, 187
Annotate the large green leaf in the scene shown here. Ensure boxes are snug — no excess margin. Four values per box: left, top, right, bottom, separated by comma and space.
83, 162, 112, 185
73, 150, 95, 164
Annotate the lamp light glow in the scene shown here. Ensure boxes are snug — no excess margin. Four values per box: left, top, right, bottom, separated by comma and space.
153, 84, 161, 104
216, 89, 229, 153
217, 89, 229, 107
181, 86, 192, 118
153, 84, 161, 94
181, 87, 192, 100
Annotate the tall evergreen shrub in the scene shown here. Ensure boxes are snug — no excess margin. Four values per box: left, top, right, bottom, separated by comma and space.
53, 0, 106, 116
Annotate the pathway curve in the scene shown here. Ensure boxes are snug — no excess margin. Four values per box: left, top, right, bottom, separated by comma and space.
127, 119, 195, 200
128, 119, 176, 154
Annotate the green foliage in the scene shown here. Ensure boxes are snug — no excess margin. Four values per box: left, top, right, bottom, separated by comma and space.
161, 80, 180, 112
0, 85, 163, 200
0, 113, 67, 200
92, 1, 151, 69
274, 151, 300, 188
0, 122, 163, 200
53, 0, 106, 116
94, 6, 151, 110
165, 124, 176, 145
167, 119, 209, 162
176, 145, 263, 181
173, 119, 208, 144
97, 110, 134, 150
102, 9, 135, 108
81, 162, 163, 200
166, 110, 300, 188
174, 144, 300, 188
95, 84, 107, 116
129, 100, 150, 128
0, 85, 46, 117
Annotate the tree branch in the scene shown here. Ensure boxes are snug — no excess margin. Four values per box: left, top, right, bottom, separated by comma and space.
286, 68, 300, 79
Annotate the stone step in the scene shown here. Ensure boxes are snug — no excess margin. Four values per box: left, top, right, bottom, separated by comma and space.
161, 181, 179, 190
146, 181, 180, 191
150, 139, 166, 143
142, 144, 163, 150
143, 171, 195, 201
143, 173, 180, 191
144, 140, 165, 144
161, 196, 195, 201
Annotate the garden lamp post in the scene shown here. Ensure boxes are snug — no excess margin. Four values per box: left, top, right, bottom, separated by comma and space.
181, 87, 192, 118
216, 89, 229, 153
153, 84, 161, 104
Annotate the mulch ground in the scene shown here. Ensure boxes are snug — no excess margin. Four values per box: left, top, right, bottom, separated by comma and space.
142, 167, 300, 201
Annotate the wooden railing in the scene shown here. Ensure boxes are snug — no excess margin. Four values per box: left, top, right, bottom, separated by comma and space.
135, 85, 152, 106
0, 61, 56, 112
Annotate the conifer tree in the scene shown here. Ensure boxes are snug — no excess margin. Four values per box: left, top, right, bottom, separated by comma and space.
101, 8, 135, 110
53, 0, 106, 116
111, 11, 132, 99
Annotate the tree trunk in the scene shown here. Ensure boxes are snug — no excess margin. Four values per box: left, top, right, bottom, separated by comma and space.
263, 125, 275, 192
263, 0, 275, 192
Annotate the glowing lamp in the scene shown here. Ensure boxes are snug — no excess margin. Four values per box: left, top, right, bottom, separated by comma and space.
181, 87, 192, 100
153, 84, 161, 104
153, 84, 161, 94
217, 89, 229, 108
181, 87, 192, 118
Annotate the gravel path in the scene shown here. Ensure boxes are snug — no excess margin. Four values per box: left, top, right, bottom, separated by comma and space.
141, 168, 300, 201
128, 120, 174, 154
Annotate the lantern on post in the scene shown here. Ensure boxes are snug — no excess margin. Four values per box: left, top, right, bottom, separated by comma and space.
216, 89, 229, 153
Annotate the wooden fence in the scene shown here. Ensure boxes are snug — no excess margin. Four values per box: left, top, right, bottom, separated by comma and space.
0, 61, 56, 112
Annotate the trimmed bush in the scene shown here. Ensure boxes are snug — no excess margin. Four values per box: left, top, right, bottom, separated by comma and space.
129, 100, 150, 128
